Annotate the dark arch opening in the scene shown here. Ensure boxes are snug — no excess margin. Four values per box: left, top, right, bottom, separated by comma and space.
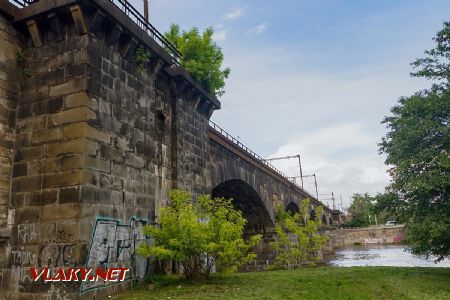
322, 215, 328, 225
286, 202, 300, 216
310, 209, 316, 220
212, 179, 273, 234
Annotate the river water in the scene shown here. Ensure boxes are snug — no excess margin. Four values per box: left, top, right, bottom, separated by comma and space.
326, 244, 450, 268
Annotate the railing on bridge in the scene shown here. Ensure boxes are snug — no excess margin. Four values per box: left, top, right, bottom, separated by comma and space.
9, 0, 182, 65
208, 120, 326, 206
209, 120, 289, 180
10, 0, 35, 6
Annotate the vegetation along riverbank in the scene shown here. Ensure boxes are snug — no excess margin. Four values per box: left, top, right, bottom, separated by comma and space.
116, 267, 450, 300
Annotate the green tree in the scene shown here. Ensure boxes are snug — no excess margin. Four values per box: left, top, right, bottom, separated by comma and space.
137, 190, 260, 279
344, 193, 375, 228
410, 22, 450, 92
380, 22, 450, 261
271, 199, 328, 270
372, 192, 403, 224
165, 24, 230, 98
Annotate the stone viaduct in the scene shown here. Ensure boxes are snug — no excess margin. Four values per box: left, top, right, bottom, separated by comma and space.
0, 0, 339, 298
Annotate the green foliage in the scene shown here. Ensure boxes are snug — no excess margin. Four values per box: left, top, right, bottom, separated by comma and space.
372, 192, 403, 224
135, 46, 151, 73
380, 22, 450, 261
16, 50, 31, 78
271, 199, 328, 270
343, 193, 374, 228
117, 267, 450, 300
410, 21, 450, 92
164, 24, 230, 98
137, 190, 260, 279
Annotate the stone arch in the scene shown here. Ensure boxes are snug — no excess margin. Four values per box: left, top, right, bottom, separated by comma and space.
285, 202, 300, 216
321, 214, 328, 225
212, 179, 274, 234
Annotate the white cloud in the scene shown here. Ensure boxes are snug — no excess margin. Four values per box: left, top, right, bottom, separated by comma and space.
247, 22, 268, 34
212, 45, 429, 210
223, 8, 244, 20
213, 30, 227, 42
268, 123, 391, 209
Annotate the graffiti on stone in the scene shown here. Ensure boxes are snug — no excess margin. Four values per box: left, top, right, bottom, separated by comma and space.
11, 249, 38, 266
39, 244, 78, 267
17, 223, 39, 243
81, 217, 149, 293
45, 287, 72, 300
16, 222, 57, 244
11, 266, 33, 292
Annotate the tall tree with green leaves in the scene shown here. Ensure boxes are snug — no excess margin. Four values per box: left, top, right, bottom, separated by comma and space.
380, 22, 450, 261
344, 193, 375, 228
165, 24, 230, 98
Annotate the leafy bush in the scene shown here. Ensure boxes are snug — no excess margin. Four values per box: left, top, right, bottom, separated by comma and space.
137, 190, 261, 279
271, 199, 328, 269
164, 24, 230, 98
135, 46, 151, 73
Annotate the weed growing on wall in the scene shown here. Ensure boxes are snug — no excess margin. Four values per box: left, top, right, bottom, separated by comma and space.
16, 50, 31, 78
135, 46, 151, 73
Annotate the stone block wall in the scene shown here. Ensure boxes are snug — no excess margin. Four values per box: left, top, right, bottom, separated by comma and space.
0, 0, 219, 298
175, 96, 210, 195
3, 30, 175, 299
0, 5, 22, 271
5, 27, 97, 297
326, 226, 406, 247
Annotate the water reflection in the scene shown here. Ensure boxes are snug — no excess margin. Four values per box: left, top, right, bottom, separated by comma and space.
327, 244, 450, 267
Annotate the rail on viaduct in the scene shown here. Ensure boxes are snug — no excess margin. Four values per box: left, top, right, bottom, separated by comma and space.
0, 0, 341, 298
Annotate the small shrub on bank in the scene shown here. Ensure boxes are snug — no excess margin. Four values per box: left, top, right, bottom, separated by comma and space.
137, 190, 261, 279
271, 199, 328, 269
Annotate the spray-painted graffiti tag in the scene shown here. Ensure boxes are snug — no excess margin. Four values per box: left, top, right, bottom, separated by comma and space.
81, 217, 148, 293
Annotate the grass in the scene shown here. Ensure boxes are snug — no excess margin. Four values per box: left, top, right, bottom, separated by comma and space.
115, 267, 450, 300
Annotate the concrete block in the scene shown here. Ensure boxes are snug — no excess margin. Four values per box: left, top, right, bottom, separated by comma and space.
124, 152, 145, 169
15, 207, 40, 223
11, 176, 41, 193
41, 204, 81, 221
64, 91, 98, 110
46, 138, 98, 157
62, 122, 111, 144
59, 186, 81, 204
31, 128, 61, 144
49, 77, 87, 98
100, 144, 123, 162
24, 190, 58, 206
48, 106, 96, 126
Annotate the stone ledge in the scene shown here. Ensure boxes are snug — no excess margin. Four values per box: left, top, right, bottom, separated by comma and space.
165, 66, 221, 110
11, 0, 221, 116
0, 1, 19, 20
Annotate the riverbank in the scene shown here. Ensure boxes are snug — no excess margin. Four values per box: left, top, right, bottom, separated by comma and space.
115, 267, 450, 300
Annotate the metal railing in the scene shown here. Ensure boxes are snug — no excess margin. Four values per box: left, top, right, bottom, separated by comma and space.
108, 0, 181, 65
10, 0, 36, 7
209, 120, 292, 180
9, 0, 182, 65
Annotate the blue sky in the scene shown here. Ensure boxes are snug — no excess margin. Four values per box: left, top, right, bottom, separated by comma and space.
131, 0, 449, 209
